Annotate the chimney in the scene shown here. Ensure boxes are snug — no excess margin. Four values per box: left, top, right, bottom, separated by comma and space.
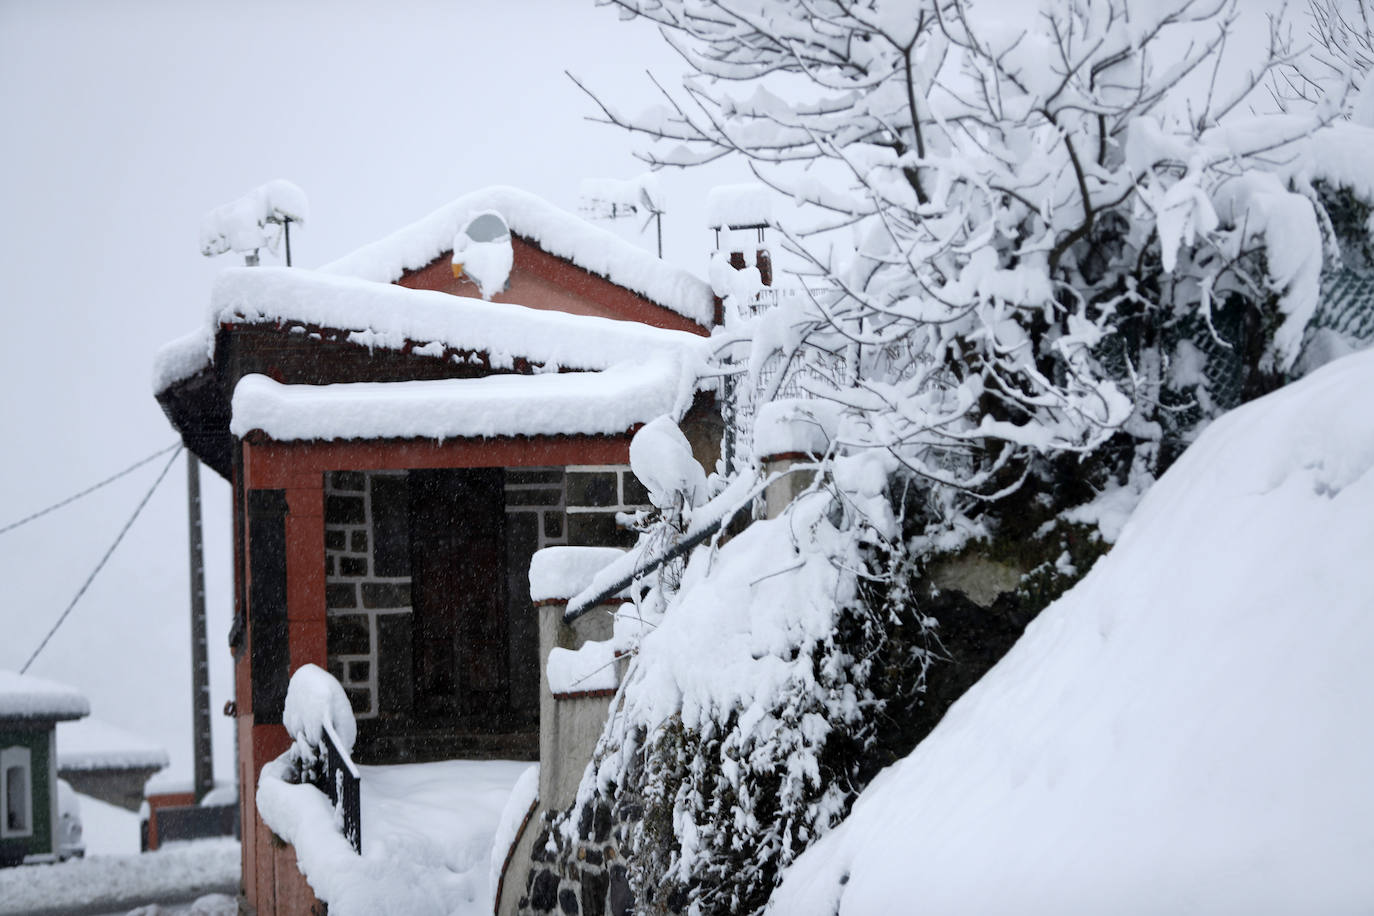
706, 184, 774, 325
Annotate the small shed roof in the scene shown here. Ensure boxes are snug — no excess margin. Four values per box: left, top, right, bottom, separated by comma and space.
56, 717, 169, 772
231, 356, 696, 443
0, 670, 90, 723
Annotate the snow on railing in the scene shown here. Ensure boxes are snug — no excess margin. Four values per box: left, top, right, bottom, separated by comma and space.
316, 719, 361, 854
280, 664, 361, 853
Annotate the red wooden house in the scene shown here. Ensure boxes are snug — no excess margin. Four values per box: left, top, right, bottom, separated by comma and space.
154, 186, 717, 913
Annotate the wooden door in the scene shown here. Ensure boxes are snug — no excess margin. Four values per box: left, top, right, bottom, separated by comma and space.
409, 468, 509, 726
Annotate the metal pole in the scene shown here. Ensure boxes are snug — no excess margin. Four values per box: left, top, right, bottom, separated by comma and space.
187, 452, 214, 802
284, 219, 292, 267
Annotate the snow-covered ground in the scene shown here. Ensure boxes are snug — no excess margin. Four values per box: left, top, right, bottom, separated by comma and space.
257, 757, 529, 916
0, 839, 238, 916
76, 791, 142, 856
769, 348, 1374, 914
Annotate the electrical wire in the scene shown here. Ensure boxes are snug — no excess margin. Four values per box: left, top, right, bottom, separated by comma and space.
19, 446, 184, 674
0, 442, 181, 537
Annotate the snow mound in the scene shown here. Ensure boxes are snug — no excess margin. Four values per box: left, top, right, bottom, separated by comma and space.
283, 664, 356, 757
769, 347, 1374, 915
0, 669, 89, 721
319, 185, 714, 327
529, 547, 627, 603
629, 416, 706, 509
547, 639, 619, 696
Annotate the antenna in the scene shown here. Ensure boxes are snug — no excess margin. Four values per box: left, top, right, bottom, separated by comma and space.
200, 179, 308, 268
578, 173, 666, 258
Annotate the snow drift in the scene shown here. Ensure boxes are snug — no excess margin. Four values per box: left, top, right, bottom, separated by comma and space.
769, 347, 1374, 915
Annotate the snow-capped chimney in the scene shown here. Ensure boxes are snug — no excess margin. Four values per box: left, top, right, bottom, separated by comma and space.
706, 184, 773, 324
706, 183, 772, 282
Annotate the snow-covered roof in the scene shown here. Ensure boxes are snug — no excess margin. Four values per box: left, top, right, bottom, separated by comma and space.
56, 717, 169, 772
0, 670, 90, 722
152, 266, 711, 397
230, 354, 699, 443
319, 185, 715, 326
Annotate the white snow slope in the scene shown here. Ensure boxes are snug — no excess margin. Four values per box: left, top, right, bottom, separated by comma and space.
770, 347, 1374, 916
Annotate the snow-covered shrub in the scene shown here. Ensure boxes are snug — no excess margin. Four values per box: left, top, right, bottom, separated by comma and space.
555, 1, 1374, 912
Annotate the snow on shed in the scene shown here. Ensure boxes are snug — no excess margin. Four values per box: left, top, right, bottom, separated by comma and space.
0, 671, 89, 723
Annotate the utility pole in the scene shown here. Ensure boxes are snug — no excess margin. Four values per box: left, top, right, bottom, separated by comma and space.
186, 452, 213, 802
196, 179, 306, 804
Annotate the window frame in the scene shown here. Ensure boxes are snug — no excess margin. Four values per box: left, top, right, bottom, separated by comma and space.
1, 745, 34, 840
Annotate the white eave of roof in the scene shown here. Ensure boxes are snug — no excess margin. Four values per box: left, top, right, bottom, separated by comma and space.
152, 266, 712, 397
317, 185, 715, 327
0, 670, 90, 722
230, 356, 698, 443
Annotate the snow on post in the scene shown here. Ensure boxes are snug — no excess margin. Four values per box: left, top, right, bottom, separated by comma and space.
199, 179, 308, 258
705, 182, 772, 229
282, 663, 356, 769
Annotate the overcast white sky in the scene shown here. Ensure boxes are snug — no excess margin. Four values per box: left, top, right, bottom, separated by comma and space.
0, 0, 745, 791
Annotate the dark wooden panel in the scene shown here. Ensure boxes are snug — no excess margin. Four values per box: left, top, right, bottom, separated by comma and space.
409, 468, 508, 725
247, 489, 289, 724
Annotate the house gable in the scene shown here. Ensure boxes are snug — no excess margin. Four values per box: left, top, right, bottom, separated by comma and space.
398, 234, 712, 335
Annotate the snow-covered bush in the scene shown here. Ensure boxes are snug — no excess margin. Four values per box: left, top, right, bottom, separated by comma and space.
556, 1, 1374, 912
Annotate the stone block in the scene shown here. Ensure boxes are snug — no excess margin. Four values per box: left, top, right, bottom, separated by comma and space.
325, 494, 365, 525
324, 530, 346, 551
326, 582, 357, 609
340, 556, 368, 577
327, 614, 370, 654
621, 473, 650, 507
362, 582, 411, 608
507, 487, 564, 507
530, 869, 559, 911
345, 687, 370, 714
567, 514, 631, 548
507, 468, 563, 486
566, 472, 617, 508
351, 530, 368, 552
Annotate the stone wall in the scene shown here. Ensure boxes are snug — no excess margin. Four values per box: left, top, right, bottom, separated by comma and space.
323, 470, 411, 719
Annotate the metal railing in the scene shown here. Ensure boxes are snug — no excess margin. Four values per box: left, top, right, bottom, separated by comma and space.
313, 720, 362, 854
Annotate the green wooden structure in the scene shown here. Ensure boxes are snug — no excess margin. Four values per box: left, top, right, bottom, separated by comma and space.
0, 670, 89, 866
